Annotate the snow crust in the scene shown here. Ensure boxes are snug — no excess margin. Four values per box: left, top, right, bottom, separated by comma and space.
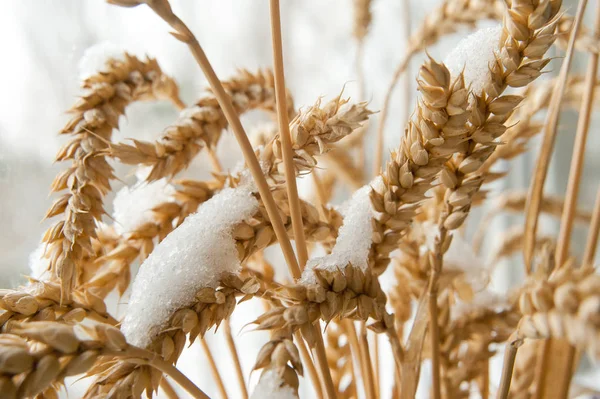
301, 178, 380, 283
121, 182, 258, 348
444, 26, 503, 95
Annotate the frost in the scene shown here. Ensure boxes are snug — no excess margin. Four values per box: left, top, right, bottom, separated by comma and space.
121, 182, 259, 348
78, 42, 126, 80
251, 370, 298, 399
444, 25, 503, 95
112, 171, 175, 236
301, 178, 380, 283
28, 242, 50, 281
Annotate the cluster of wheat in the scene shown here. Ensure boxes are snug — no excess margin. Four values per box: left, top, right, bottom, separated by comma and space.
1, 0, 599, 398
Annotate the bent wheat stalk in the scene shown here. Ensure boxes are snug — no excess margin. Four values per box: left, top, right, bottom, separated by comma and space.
43, 54, 182, 299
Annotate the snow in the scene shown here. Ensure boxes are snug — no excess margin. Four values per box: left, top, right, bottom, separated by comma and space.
301, 178, 380, 283
251, 370, 298, 399
111, 169, 176, 236
121, 181, 259, 348
78, 41, 126, 80
444, 25, 503, 95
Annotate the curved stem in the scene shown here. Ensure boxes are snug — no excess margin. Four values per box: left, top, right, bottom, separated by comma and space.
374, 52, 414, 176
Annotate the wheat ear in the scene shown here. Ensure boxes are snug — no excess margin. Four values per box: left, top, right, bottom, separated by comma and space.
110, 69, 294, 181
42, 54, 182, 299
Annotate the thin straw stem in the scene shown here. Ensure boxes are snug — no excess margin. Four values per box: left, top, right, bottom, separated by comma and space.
553, 5, 600, 395
144, 0, 302, 280
374, 52, 414, 175
223, 320, 248, 399
523, 0, 588, 272
357, 38, 366, 102
400, 0, 412, 132
555, 2, 600, 267
583, 186, 600, 267
372, 331, 380, 398
312, 328, 338, 399
480, 361, 489, 399
124, 346, 210, 399
268, 0, 310, 269
359, 323, 377, 399
207, 147, 223, 174
199, 338, 228, 399
344, 320, 368, 398
427, 282, 442, 399
427, 221, 448, 399
295, 331, 325, 399
496, 337, 522, 399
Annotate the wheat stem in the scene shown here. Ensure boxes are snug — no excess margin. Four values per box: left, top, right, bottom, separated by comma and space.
372, 331, 380, 398
359, 323, 377, 399
427, 220, 448, 399
374, 53, 414, 175
552, 5, 600, 395
343, 320, 368, 398
583, 186, 600, 267
199, 337, 228, 399
269, 0, 309, 269
295, 331, 324, 399
523, 0, 588, 272
400, 0, 412, 135
524, 0, 589, 396
143, 0, 302, 280
496, 336, 522, 399
207, 147, 223, 174
555, 4, 600, 268
223, 320, 248, 399
480, 361, 490, 399
312, 327, 338, 399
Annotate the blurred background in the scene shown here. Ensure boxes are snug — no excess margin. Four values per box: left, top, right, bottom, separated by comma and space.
0, 0, 598, 397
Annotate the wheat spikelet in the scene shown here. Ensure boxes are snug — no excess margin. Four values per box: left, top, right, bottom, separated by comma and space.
370, 58, 469, 276
0, 280, 116, 334
110, 69, 294, 181
429, 0, 562, 242
42, 54, 182, 298
517, 260, 600, 357
441, 304, 520, 397
0, 323, 130, 399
